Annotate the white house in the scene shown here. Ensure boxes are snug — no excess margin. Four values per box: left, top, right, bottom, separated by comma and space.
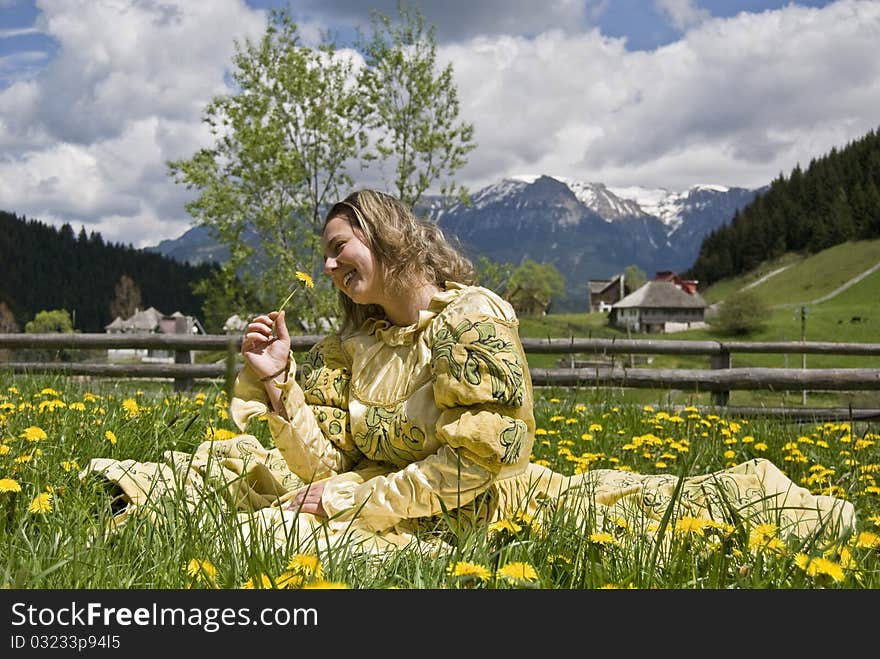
610, 280, 707, 334
105, 307, 204, 362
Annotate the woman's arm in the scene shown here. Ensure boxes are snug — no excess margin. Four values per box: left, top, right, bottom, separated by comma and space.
231, 311, 362, 482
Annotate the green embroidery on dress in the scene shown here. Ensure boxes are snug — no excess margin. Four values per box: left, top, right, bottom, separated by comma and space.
431, 319, 524, 406
300, 346, 324, 391
500, 418, 527, 464
355, 403, 428, 467
301, 341, 349, 407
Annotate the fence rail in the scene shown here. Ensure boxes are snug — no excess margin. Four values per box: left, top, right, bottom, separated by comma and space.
3, 333, 880, 420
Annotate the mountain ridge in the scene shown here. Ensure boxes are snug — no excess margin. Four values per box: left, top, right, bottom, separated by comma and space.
147, 175, 762, 311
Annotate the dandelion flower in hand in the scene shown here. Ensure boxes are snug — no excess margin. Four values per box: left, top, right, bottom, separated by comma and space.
273, 271, 315, 335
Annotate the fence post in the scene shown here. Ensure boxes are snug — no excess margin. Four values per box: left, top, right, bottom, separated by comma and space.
173, 316, 193, 392
710, 349, 731, 406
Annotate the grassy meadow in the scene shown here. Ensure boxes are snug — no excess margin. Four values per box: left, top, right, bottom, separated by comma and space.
1, 240, 879, 589
1, 373, 878, 590
521, 238, 880, 408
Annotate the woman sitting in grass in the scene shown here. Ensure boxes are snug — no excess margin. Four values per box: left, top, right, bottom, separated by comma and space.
83, 189, 856, 556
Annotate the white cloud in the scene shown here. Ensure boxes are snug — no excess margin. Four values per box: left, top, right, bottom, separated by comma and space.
442, 0, 880, 190
654, 0, 711, 31
1, 0, 878, 249
0, 0, 267, 246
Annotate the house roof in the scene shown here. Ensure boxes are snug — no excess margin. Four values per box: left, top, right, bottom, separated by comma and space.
103, 307, 166, 332
588, 274, 623, 295
613, 281, 706, 309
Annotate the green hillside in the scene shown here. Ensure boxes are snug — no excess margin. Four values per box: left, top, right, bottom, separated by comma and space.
523, 239, 880, 407
700, 238, 880, 307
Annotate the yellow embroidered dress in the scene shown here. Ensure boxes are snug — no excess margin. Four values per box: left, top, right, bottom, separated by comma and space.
81, 283, 856, 555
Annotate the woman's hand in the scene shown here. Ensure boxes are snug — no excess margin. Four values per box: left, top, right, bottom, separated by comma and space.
287, 481, 327, 517
242, 310, 291, 381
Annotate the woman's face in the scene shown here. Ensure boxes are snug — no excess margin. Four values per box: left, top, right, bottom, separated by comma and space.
322, 215, 384, 306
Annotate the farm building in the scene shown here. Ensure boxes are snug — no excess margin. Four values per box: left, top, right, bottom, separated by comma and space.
105, 307, 204, 362
610, 279, 707, 333
588, 273, 626, 312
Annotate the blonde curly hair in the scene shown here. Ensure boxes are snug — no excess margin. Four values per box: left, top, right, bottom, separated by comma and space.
324, 189, 475, 332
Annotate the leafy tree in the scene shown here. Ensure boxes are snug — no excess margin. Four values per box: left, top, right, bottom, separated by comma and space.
709, 289, 770, 336
505, 260, 565, 316
474, 255, 513, 295
25, 309, 76, 361
109, 274, 142, 320
25, 309, 75, 334
357, 1, 476, 208
623, 264, 646, 294
168, 4, 476, 331
168, 8, 369, 329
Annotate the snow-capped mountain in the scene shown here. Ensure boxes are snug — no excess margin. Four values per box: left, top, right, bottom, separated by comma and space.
425, 175, 759, 306
148, 174, 761, 311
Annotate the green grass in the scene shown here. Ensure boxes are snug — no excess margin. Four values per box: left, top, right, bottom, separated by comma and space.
1, 374, 878, 590
699, 239, 880, 306
518, 238, 880, 406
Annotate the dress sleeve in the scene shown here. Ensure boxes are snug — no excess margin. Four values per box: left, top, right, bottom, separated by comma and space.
230, 335, 363, 482
321, 301, 534, 532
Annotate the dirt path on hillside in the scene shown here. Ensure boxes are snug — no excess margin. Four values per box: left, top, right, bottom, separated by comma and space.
740, 265, 792, 291
771, 260, 880, 309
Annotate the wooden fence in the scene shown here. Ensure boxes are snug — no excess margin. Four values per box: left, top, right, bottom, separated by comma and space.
2, 333, 880, 420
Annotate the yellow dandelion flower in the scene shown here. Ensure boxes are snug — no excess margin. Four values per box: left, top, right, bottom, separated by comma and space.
0, 478, 22, 493
68, 402, 86, 411
185, 559, 218, 585
588, 532, 619, 546
295, 271, 315, 288
752, 523, 779, 538
488, 518, 522, 535
286, 553, 323, 579
497, 561, 538, 583
794, 554, 845, 582
749, 535, 787, 556
274, 571, 305, 589
674, 517, 708, 537
20, 426, 47, 441
447, 561, 491, 582
39, 387, 60, 397
28, 491, 53, 514
61, 460, 80, 472
206, 427, 238, 441
14, 454, 33, 464
855, 531, 880, 550
0, 445, 9, 456
241, 574, 274, 589
104, 431, 117, 445
122, 399, 140, 416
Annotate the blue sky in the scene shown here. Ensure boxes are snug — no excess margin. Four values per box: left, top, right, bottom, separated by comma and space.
1, 0, 877, 248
